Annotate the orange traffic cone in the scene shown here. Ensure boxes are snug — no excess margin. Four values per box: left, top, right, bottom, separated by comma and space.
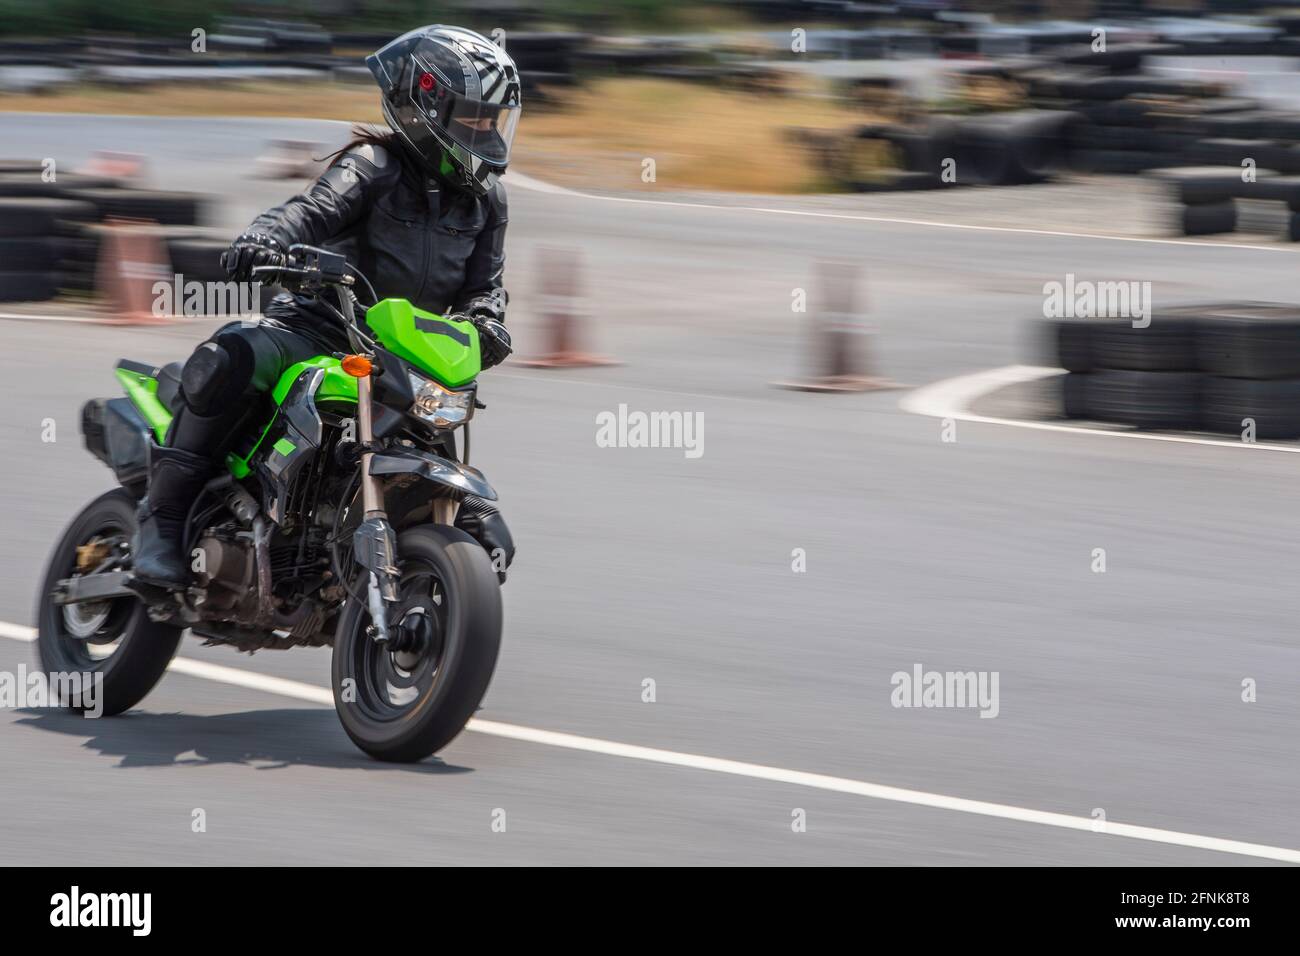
95, 219, 175, 326
513, 246, 619, 368
774, 259, 901, 392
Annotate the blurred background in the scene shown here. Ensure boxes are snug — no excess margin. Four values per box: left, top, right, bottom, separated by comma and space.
7, 0, 1300, 195
3, 1, 1300, 866
5, 0, 1300, 290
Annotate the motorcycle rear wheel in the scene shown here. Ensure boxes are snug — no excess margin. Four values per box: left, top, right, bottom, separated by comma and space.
36, 488, 183, 715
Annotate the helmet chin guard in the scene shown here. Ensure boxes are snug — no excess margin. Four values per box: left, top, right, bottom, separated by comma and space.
367, 25, 521, 194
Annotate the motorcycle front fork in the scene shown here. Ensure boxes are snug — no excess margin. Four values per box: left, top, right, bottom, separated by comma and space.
352, 372, 461, 643
354, 372, 400, 642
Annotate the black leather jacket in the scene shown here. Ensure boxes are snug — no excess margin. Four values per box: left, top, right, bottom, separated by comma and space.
246, 137, 508, 351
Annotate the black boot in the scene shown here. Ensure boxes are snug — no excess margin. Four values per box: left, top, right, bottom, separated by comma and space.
133, 445, 214, 588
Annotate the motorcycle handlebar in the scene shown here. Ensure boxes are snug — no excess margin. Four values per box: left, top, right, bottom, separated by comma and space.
252, 245, 377, 354
251, 244, 353, 290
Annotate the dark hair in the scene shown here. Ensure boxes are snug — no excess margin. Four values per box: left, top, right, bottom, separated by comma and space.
320, 124, 401, 167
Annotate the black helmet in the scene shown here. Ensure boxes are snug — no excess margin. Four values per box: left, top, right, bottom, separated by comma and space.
366, 25, 522, 194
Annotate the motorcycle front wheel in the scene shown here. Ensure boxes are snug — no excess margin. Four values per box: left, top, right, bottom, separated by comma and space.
331, 523, 503, 762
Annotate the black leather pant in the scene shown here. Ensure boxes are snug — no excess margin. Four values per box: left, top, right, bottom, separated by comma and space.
166, 320, 323, 459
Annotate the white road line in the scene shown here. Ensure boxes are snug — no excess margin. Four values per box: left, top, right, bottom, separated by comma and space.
506, 173, 1298, 253
900, 364, 1300, 453
0, 622, 36, 642
2, 620, 1297, 862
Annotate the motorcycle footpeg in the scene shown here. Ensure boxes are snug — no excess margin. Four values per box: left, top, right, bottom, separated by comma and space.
124, 574, 184, 599
123, 576, 185, 621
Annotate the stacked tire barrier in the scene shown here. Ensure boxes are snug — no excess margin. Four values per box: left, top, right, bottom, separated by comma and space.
806, 109, 1081, 192
1153, 167, 1300, 239
810, 36, 1300, 192
1154, 168, 1243, 236
0, 165, 207, 303
1053, 304, 1300, 438
0, 196, 97, 303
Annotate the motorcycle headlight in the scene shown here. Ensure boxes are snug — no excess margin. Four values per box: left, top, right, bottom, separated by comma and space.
407, 371, 475, 429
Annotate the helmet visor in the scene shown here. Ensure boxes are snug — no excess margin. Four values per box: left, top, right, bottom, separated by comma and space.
412, 70, 520, 165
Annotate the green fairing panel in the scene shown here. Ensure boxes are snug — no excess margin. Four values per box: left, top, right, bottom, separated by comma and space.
271, 355, 359, 406
228, 356, 358, 478
365, 299, 482, 388
114, 367, 172, 444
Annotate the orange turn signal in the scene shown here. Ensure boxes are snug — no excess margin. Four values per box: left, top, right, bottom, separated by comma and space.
340, 354, 372, 378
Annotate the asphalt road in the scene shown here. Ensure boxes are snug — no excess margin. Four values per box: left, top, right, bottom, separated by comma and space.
1, 115, 1298, 865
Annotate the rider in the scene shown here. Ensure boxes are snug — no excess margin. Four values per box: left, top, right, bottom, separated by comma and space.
133, 24, 519, 588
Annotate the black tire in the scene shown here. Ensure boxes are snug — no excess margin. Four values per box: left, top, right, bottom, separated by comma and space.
1087, 370, 1201, 429
0, 271, 57, 302
55, 268, 94, 294
1061, 372, 1090, 419
870, 129, 930, 174
1070, 149, 1165, 174
1005, 111, 1080, 183
1092, 317, 1200, 371
0, 236, 64, 271
1196, 310, 1300, 379
1181, 201, 1236, 236
36, 488, 183, 716
0, 198, 96, 237
56, 236, 97, 269
1080, 75, 1205, 101
1059, 42, 1168, 74
332, 524, 502, 762
1152, 168, 1246, 206
74, 189, 204, 226
877, 118, 957, 177
0, 173, 123, 199
1069, 122, 1142, 151
1081, 99, 1158, 128
1050, 319, 1094, 372
950, 119, 1016, 186
1190, 139, 1300, 175
1202, 377, 1300, 439
1255, 176, 1300, 211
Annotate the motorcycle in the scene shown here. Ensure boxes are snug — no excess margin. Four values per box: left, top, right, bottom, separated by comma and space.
36, 245, 503, 762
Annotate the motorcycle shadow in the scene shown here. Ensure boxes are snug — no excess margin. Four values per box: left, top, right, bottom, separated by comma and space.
14, 707, 474, 774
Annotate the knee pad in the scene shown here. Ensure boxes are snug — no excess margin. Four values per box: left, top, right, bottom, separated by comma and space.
180, 342, 229, 415
181, 334, 254, 415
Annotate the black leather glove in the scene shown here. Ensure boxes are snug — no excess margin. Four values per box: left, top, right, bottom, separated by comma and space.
221, 232, 286, 281
472, 317, 513, 369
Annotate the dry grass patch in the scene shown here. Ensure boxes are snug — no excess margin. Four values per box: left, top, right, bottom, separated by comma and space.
0, 75, 871, 193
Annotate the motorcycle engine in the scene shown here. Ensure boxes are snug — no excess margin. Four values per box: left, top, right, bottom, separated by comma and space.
192, 530, 257, 618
